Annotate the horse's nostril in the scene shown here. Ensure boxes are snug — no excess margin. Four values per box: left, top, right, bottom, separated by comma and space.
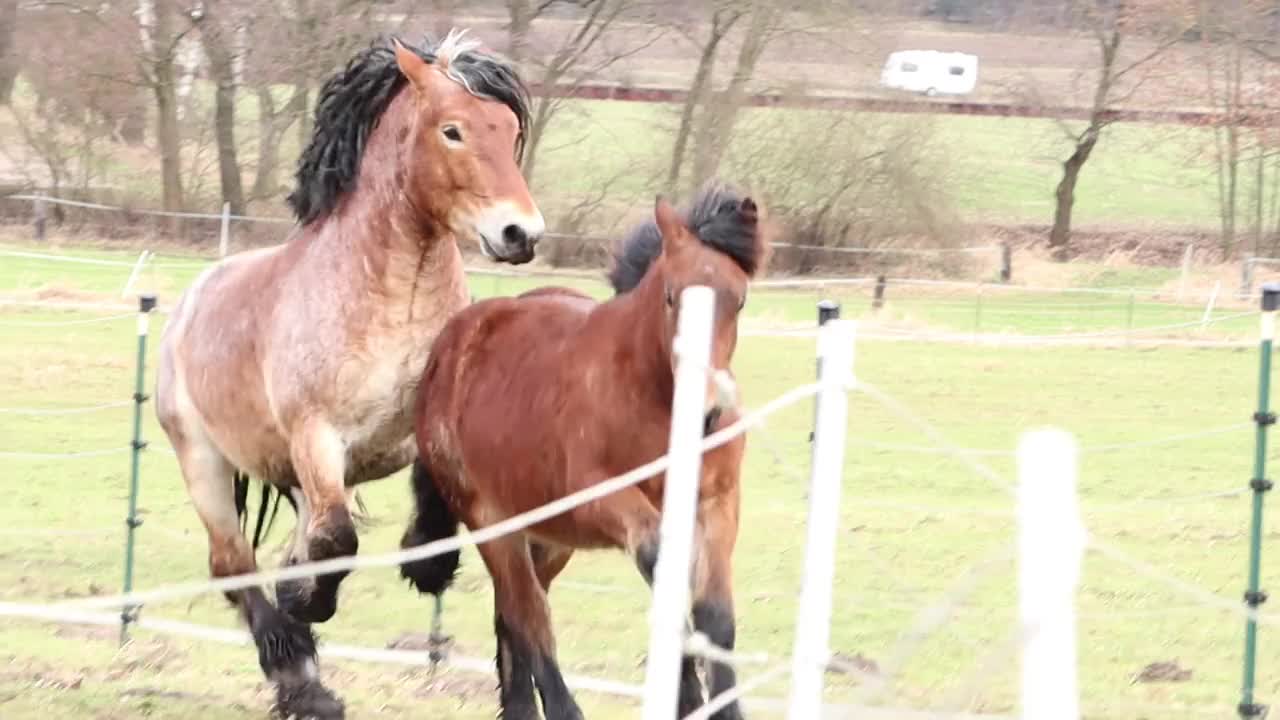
503, 224, 529, 247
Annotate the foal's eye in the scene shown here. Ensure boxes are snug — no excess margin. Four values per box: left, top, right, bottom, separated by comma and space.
665, 287, 675, 307
442, 125, 463, 143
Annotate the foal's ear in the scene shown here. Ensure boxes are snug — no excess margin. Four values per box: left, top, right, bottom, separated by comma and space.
394, 39, 433, 91
655, 195, 690, 255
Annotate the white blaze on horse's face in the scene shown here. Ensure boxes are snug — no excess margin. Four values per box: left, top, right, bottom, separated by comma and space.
393, 34, 545, 265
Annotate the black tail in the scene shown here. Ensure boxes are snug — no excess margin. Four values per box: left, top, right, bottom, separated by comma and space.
233, 471, 296, 551
398, 458, 461, 596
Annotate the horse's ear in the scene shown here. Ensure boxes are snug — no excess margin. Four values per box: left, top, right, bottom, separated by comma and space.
655, 195, 689, 255
394, 39, 432, 91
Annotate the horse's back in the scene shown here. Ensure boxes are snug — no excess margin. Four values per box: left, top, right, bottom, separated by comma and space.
155, 244, 292, 476
416, 293, 592, 493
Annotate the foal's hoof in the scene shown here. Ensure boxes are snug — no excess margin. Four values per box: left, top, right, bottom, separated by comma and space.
274, 680, 345, 720
277, 577, 340, 624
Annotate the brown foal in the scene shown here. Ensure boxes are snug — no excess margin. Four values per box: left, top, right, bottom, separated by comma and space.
400, 184, 768, 720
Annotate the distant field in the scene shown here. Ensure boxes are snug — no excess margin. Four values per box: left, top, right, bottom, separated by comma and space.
531, 100, 1227, 230
4, 74, 1235, 234
1, 242, 1277, 719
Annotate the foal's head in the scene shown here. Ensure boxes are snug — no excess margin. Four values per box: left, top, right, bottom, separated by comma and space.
609, 184, 769, 420
289, 31, 544, 263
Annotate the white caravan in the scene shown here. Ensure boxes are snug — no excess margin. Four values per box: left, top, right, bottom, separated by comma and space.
879, 50, 979, 97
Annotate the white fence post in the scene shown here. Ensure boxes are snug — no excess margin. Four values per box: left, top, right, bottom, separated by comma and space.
786, 319, 857, 720
219, 202, 231, 258
1017, 429, 1085, 720
121, 250, 153, 299
641, 285, 716, 720
1201, 280, 1221, 330
1178, 243, 1194, 303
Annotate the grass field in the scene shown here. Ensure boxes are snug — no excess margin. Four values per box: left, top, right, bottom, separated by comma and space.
2, 242, 1278, 719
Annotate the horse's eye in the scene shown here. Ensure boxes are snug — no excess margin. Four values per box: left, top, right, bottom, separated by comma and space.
442, 125, 463, 143
738, 293, 747, 310
665, 287, 675, 307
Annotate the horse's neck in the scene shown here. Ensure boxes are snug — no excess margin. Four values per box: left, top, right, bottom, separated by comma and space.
593, 277, 674, 412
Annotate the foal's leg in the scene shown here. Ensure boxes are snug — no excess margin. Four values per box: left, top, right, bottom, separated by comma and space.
174, 438, 342, 719
477, 534, 582, 720
571, 485, 706, 717
276, 420, 357, 624
530, 542, 574, 591
688, 486, 744, 720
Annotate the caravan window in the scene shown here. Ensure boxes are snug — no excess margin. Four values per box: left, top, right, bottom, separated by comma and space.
901, 62, 919, 72
949, 66, 966, 76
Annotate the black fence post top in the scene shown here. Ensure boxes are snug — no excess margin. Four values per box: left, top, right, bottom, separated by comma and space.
817, 300, 841, 326
1263, 283, 1280, 312
139, 294, 157, 313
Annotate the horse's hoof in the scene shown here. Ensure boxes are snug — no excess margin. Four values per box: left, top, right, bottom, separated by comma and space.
249, 604, 317, 676
275, 680, 345, 720
277, 577, 339, 624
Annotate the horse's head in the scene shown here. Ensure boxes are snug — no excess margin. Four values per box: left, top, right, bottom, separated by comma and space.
649, 189, 768, 428
393, 33, 543, 264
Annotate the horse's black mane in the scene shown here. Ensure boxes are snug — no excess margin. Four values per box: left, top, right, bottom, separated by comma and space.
286, 33, 530, 226
607, 183, 764, 294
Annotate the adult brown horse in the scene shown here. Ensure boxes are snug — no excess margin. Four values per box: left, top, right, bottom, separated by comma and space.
399, 184, 767, 720
154, 31, 543, 719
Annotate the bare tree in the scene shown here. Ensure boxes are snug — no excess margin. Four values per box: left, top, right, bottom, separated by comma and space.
688, 1, 775, 188
130, 0, 199, 211
196, 0, 247, 214
733, 107, 965, 275
1044, 0, 1183, 260
665, 3, 743, 193
503, 1, 663, 184
0, 0, 18, 105
1195, 0, 1280, 259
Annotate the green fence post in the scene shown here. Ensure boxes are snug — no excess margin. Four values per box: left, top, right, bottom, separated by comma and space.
1240, 282, 1279, 719
120, 293, 156, 645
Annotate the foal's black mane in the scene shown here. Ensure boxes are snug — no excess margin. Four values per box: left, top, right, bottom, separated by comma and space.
608, 183, 765, 294
287, 32, 531, 226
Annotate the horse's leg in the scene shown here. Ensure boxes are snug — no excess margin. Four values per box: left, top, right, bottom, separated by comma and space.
477, 534, 582, 720
690, 487, 744, 720
276, 421, 356, 624
529, 542, 573, 592
569, 484, 706, 716
399, 457, 462, 596
174, 439, 343, 719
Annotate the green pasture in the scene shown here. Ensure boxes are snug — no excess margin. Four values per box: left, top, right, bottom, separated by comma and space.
0, 243, 1277, 719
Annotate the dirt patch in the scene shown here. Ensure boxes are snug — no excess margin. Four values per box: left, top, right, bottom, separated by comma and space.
1132, 660, 1193, 684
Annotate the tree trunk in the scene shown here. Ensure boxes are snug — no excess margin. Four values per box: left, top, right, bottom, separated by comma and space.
507, 0, 535, 65
253, 84, 306, 201
522, 98, 555, 186
0, 0, 17, 105
691, 4, 773, 188
151, 0, 184, 212
666, 11, 736, 194
203, 13, 246, 215
1048, 131, 1098, 261
120, 102, 147, 145
295, 83, 310, 152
